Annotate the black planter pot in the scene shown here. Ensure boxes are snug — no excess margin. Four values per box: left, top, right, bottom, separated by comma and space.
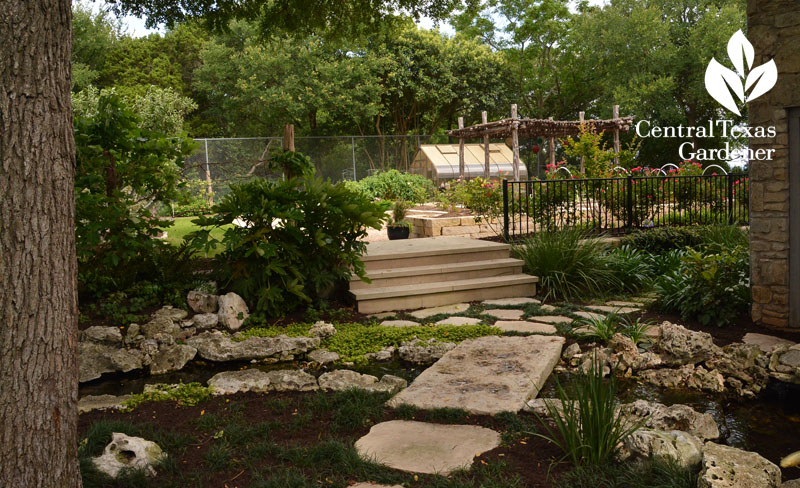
387, 225, 410, 240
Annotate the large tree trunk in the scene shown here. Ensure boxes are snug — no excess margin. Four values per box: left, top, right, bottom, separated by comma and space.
0, 1, 81, 487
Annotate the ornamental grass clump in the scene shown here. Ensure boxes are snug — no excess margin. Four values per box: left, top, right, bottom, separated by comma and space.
535, 358, 641, 467
513, 229, 622, 301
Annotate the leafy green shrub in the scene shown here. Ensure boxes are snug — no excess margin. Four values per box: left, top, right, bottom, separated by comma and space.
74, 93, 196, 297
355, 169, 435, 203
654, 246, 749, 326
621, 227, 702, 254
122, 382, 213, 410
513, 229, 622, 301
574, 313, 621, 342
535, 358, 641, 466
188, 173, 387, 317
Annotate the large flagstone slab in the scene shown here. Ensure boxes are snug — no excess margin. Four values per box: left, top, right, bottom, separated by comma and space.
355, 420, 500, 474
493, 320, 557, 334
482, 297, 539, 306
410, 303, 470, 319
387, 335, 564, 415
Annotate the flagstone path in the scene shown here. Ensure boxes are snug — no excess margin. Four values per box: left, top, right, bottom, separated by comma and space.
354, 420, 501, 474
388, 335, 564, 415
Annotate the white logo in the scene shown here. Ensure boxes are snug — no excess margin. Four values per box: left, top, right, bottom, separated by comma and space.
705, 30, 777, 116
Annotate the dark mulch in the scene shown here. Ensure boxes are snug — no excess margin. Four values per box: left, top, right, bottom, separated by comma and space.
640, 310, 800, 346
79, 391, 569, 488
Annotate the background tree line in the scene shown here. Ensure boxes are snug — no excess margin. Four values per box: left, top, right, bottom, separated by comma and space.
74, 0, 746, 168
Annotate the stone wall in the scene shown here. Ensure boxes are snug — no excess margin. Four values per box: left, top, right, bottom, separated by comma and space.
407, 215, 503, 239
747, 1, 800, 328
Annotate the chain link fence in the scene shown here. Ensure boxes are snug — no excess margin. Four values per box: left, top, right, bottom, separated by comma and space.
182, 134, 458, 201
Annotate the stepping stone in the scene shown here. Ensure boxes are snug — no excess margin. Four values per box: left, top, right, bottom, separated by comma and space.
435, 316, 482, 326
388, 335, 565, 415
493, 321, 557, 334
380, 320, 419, 327
482, 297, 540, 307
742, 333, 796, 353
410, 303, 470, 319
574, 310, 606, 321
528, 315, 573, 325
586, 305, 639, 314
606, 300, 644, 307
369, 312, 396, 319
484, 309, 524, 320
355, 420, 501, 474
538, 304, 557, 312
78, 394, 132, 414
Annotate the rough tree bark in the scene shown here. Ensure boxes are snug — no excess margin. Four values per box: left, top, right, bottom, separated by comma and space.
0, 1, 82, 487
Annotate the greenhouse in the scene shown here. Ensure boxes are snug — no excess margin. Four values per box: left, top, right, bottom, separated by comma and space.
409, 143, 527, 182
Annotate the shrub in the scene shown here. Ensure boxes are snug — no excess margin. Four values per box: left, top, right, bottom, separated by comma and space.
555, 456, 697, 488
188, 173, 387, 317
574, 313, 621, 342
122, 383, 213, 410
606, 245, 655, 293
513, 229, 622, 301
655, 246, 749, 326
535, 358, 641, 466
355, 169, 435, 203
74, 93, 196, 297
621, 227, 702, 254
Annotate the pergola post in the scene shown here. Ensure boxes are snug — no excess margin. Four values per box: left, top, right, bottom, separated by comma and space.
548, 116, 556, 168
579, 111, 585, 174
482, 111, 490, 179
458, 117, 465, 179
613, 105, 621, 167
511, 104, 520, 181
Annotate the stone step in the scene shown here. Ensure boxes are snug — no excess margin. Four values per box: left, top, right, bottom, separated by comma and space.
352, 274, 538, 314
387, 335, 564, 415
362, 237, 512, 271
349, 258, 523, 290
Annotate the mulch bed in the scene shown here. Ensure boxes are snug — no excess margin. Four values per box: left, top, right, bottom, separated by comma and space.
79, 391, 569, 488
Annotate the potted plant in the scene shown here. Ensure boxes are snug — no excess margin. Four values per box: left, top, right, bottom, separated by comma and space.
387, 200, 411, 240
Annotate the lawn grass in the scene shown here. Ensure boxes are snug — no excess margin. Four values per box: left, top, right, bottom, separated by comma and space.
163, 216, 230, 256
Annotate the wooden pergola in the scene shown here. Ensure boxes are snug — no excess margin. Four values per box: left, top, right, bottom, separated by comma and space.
447, 104, 634, 180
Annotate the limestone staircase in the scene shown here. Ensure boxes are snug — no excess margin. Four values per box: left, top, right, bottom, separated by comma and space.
350, 237, 538, 314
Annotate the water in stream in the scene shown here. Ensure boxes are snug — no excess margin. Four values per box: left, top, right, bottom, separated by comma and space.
80, 360, 800, 476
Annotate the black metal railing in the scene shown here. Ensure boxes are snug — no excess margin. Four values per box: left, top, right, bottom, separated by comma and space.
502, 174, 749, 240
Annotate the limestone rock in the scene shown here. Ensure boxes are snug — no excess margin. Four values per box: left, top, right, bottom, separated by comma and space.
318, 370, 407, 394
208, 369, 271, 395
79, 342, 143, 382
484, 309, 524, 320
309, 321, 337, 338
698, 441, 781, 488
493, 320, 557, 334
124, 323, 143, 346
92, 433, 165, 478
217, 292, 249, 330
783, 480, 800, 488
78, 394, 132, 414
151, 306, 188, 322
265, 369, 318, 391
398, 337, 456, 364
562, 343, 581, 361
140, 316, 182, 341
707, 343, 770, 396
770, 344, 800, 384
623, 429, 703, 469
82, 326, 123, 345
187, 331, 319, 362
617, 400, 719, 441
186, 290, 219, 314
149, 345, 197, 375
409, 303, 469, 319
355, 420, 500, 474
654, 322, 720, 366
307, 348, 340, 365
365, 346, 395, 361
191, 313, 219, 330
742, 333, 795, 353
389, 335, 564, 415
482, 297, 539, 306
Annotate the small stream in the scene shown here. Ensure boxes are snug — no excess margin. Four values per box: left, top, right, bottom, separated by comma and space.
80, 360, 800, 476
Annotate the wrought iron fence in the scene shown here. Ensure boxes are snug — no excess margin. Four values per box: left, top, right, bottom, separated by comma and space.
502, 174, 750, 240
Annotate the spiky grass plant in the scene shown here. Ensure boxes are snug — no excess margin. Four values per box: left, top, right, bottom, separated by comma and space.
512, 229, 622, 301
574, 312, 620, 342
534, 357, 641, 467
